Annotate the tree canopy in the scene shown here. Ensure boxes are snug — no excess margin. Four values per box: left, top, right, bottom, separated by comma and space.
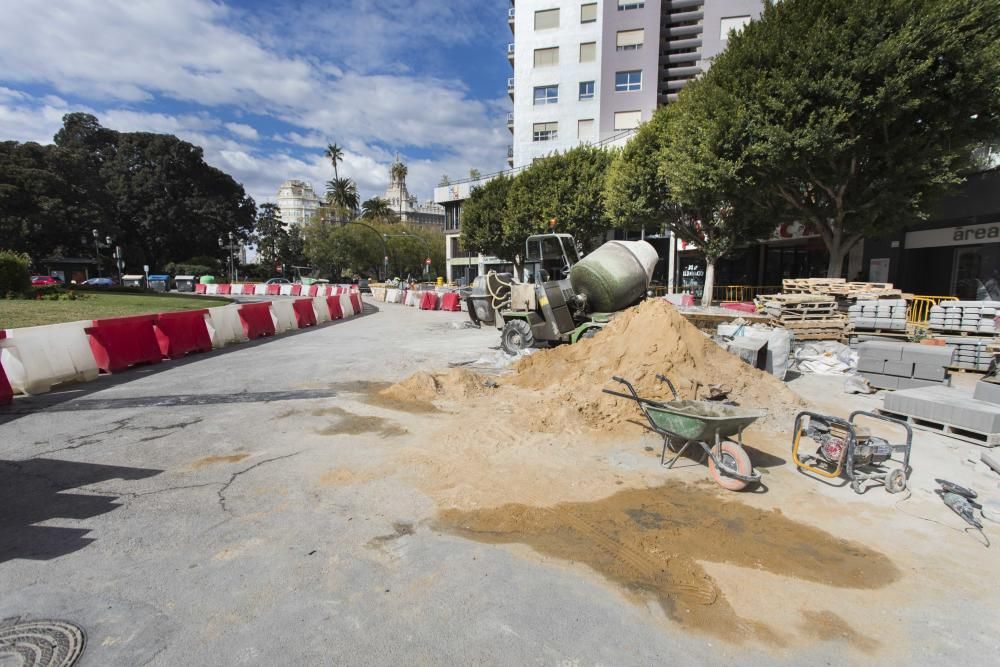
700, 0, 1000, 276
460, 174, 516, 262
0, 113, 256, 272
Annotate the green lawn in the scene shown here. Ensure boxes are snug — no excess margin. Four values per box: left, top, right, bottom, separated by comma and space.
0, 293, 232, 329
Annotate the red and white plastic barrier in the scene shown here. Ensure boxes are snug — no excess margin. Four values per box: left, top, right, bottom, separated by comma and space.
0, 332, 15, 405
86, 314, 163, 373
270, 299, 298, 333
292, 298, 317, 328
0, 321, 100, 394
207, 304, 246, 347
154, 309, 213, 359
238, 302, 276, 339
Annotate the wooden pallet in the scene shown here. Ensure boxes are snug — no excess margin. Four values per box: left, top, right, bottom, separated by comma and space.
780, 318, 847, 329
793, 332, 847, 341
947, 365, 990, 374
876, 409, 1000, 447
927, 328, 999, 338
848, 327, 908, 335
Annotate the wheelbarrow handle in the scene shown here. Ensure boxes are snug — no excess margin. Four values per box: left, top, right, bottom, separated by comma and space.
610, 376, 641, 401
655, 374, 680, 401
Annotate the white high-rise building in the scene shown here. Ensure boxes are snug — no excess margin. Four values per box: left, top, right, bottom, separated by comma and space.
276, 180, 321, 226
506, 0, 763, 168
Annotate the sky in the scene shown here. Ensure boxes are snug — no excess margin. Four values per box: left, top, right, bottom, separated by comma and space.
0, 0, 511, 205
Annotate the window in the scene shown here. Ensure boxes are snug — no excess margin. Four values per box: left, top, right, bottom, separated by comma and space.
580, 3, 597, 23
617, 1, 644, 9
534, 47, 559, 67
579, 41, 596, 62
578, 80, 595, 100
533, 122, 558, 142
577, 119, 594, 139
720, 15, 751, 40
533, 85, 558, 105
534, 8, 560, 30
615, 70, 642, 92
614, 110, 641, 130
616, 29, 644, 51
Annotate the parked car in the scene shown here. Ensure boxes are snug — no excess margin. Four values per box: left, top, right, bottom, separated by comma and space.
30, 275, 59, 286
265, 277, 291, 284
81, 277, 116, 287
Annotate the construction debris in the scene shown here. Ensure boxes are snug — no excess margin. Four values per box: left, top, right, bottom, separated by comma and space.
782, 277, 904, 300
761, 294, 847, 341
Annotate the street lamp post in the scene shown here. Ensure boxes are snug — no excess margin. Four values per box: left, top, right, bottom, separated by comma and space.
92, 229, 102, 278
383, 231, 433, 279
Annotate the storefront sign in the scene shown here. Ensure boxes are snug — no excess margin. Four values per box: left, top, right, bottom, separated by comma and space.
906, 221, 1000, 249
770, 221, 819, 241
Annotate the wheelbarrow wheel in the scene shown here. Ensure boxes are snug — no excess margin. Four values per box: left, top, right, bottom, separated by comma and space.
708, 440, 753, 491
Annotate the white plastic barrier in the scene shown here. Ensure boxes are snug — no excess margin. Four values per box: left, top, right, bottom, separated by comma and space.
205, 283, 220, 295
270, 300, 298, 333
339, 294, 355, 318
405, 290, 420, 307
254, 283, 268, 296
385, 288, 401, 303
279, 284, 294, 297
312, 296, 331, 323
0, 321, 99, 395
371, 287, 387, 302
207, 304, 246, 348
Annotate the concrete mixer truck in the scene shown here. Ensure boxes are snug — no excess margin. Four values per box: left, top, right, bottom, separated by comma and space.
466, 233, 658, 354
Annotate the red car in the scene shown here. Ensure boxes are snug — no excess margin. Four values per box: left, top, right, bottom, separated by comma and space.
31, 275, 60, 286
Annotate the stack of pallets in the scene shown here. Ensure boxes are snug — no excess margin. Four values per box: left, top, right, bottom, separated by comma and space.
762, 294, 847, 341
781, 278, 903, 300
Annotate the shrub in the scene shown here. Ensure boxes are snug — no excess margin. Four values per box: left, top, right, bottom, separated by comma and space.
0, 250, 31, 297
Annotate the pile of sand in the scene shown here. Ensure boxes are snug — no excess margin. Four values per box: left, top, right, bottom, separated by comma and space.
382, 298, 802, 434
510, 299, 803, 431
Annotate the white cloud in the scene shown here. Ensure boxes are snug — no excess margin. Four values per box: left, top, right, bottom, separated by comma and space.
224, 122, 259, 140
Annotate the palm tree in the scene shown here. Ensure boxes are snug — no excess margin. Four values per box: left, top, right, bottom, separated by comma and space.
361, 197, 397, 222
324, 142, 344, 180
326, 176, 360, 215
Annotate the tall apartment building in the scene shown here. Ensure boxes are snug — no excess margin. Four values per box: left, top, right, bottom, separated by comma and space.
276, 180, 322, 226
506, 0, 763, 168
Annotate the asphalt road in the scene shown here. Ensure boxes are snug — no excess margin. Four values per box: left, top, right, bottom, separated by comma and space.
0, 301, 996, 666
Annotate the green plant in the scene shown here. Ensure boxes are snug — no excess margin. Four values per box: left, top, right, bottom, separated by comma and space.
0, 249, 31, 296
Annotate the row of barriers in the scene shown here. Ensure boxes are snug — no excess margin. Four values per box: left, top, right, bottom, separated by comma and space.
0, 289, 363, 404
195, 283, 356, 298
369, 286, 462, 312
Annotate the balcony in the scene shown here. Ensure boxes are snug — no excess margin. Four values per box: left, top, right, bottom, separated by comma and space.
508, 7, 515, 31
507, 77, 515, 99
506, 42, 515, 62
667, 10, 703, 25
506, 112, 514, 132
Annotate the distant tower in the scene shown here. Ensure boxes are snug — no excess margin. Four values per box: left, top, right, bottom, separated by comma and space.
382, 154, 444, 228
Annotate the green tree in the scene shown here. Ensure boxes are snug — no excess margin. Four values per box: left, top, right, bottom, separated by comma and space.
0, 249, 31, 296
253, 202, 287, 267
708, 0, 1000, 277
360, 196, 397, 222
438, 174, 450, 187
324, 142, 344, 181
461, 174, 517, 263
504, 145, 614, 262
325, 177, 359, 216
279, 224, 307, 269
468, 168, 481, 181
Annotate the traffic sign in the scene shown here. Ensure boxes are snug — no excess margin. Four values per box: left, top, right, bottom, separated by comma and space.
424, 257, 431, 265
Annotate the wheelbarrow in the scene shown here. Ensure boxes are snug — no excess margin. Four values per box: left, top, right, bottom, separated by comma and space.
603, 375, 765, 491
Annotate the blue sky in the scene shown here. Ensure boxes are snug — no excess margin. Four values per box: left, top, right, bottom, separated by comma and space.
0, 0, 511, 204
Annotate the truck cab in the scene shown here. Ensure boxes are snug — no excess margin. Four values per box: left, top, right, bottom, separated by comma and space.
522, 233, 580, 284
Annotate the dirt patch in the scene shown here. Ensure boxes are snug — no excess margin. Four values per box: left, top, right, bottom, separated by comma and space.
377, 368, 493, 411
367, 522, 415, 549
798, 610, 881, 653
313, 406, 406, 437
436, 483, 898, 645
189, 453, 250, 469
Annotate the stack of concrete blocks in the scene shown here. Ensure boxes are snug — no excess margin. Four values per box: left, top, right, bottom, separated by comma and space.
882, 385, 1000, 446
974, 377, 1000, 405
931, 335, 994, 371
848, 299, 907, 332
856, 341, 954, 391
927, 301, 999, 335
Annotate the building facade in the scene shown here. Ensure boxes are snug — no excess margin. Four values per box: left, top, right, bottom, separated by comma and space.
276, 180, 322, 226
382, 158, 445, 228
507, 0, 763, 168
435, 177, 514, 285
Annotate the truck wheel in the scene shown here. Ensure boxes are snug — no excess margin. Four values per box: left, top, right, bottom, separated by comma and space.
501, 320, 534, 355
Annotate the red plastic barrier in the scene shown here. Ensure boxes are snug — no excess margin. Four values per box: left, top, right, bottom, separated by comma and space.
290, 284, 302, 296
292, 299, 317, 328
307, 284, 319, 297
195, 284, 207, 294
242, 283, 256, 295
86, 314, 163, 373
238, 302, 276, 339
266, 284, 281, 296
0, 331, 12, 406
217, 284, 232, 295
326, 296, 343, 320
154, 309, 212, 358
419, 291, 438, 310
440, 292, 461, 311
720, 302, 757, 313
349, 293, 362, 314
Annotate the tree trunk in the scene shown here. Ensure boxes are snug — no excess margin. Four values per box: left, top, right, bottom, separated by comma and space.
701, 260, 716, 307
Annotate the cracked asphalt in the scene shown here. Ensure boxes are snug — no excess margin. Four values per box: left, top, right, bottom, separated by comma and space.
3, 301, 996, 666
